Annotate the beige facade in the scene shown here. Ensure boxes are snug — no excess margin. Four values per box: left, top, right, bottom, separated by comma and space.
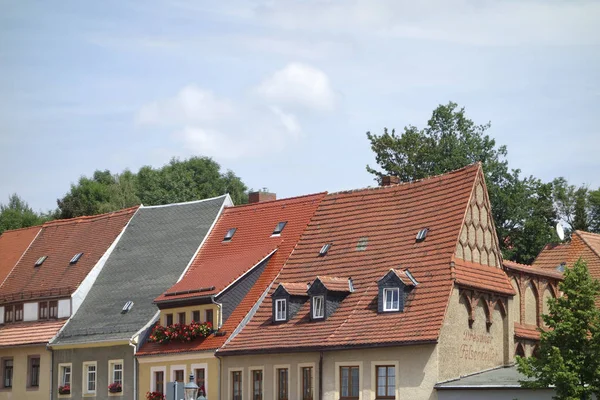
0, 345, 50, 400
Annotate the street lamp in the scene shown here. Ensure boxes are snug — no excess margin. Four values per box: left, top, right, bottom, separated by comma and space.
184, 373, 199, 400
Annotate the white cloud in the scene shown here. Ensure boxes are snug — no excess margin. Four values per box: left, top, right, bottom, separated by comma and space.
269, 106, 301, 137
136, 85, 233, 126
257, 63, 335, 111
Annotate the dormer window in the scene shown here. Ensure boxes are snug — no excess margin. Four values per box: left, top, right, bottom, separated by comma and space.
275, 299, 287, 321
312, 296, 324, 319
272, 222, 287, 236
383, 288, 400, 311
223, 228, 237, 242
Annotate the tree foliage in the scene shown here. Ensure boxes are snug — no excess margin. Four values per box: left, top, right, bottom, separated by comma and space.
517, 259, 600, 400
57, 157, 247, 218
366, 102, 557, 264
552, 178, 600, 235
0, 194, 52, 234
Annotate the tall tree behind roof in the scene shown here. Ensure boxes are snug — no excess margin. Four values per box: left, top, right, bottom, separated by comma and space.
0, 194, 51, 234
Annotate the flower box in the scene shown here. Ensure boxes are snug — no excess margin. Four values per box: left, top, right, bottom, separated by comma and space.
108, 382, 122, 393
58, 384, 71, 395
146, 391, 165, 400
148, 321, 212, 344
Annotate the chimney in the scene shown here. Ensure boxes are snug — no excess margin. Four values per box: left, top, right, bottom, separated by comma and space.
248, 191, 276, 203
381, 176, 400, 186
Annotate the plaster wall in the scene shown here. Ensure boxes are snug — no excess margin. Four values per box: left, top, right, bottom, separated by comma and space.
524, 283, 537, 326
220, 344, 439, 400
0, 345, 51, 400
511, 279, 520, 324
438, 287, 509, 382
159, 304, 219, 327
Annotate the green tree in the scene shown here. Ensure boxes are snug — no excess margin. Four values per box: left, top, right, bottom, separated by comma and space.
0, 194, 48, 234
552, 178, 600, 234
589, 189, 600, 233
366, 102, 553, 263
517, 259, 600, 399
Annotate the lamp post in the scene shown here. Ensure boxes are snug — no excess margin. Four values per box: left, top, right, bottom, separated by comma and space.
184, 373, 199, 400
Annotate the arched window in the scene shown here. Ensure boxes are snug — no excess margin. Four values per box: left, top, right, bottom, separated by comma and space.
515, 343, 525, 358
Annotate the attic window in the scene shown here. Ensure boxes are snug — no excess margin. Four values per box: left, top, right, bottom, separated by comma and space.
319, 243, 331, 256
34, 256, 47, 267
275, 299, 287, 321
223, 228, 237, 242
312, 296, 324, 319
416, 228, 429, 242
272, 222, 287, 236
383, 288, 400, 311
70, 253, 83, 264
121, 301, 134, 314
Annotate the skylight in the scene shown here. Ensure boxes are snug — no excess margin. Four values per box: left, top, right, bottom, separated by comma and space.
272, 221, 287, 236
319, 243, 332, 256
121, 301, 134, 314
356, 237, 368, 251
223, 228, 237, 242
70, 253, 83, 264
416, 228, 429, 242
34, 256, 47, 267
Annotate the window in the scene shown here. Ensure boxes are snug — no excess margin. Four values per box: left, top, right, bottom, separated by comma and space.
39, 302, 48, 319
275, 299, 287, 321
193, 310, 200, 322
70, 253, 83, 264
319, 243, 331, 256
3, 359, 13, 388
121, 301, 134, 314
272, 222, 287, 236
110, 360, 123, 385
195, 368, 206, 395
312, 296, 324, 319
178, 312, 186, 325
34, 255, 47, 266
174, 369, 184, 383
154, 371, 164, 393
277, 368, 288, 400
29, 356, 40, 387
84, 362, 97, 394
376, 366, 395, 399
340, 366, 359, 400
49, 301, 58, 319
383, 288, 400, 312
4, 305, 13, 323
166, 313, 173, 326
224, 228, 237, 242
301, 367, 313, 400
252, 370, 262, 400
60, 364, 71, 387
14, 304, 23, 322
232, 371, 242, 400
206, 309, 214, 327
416, 228, 428, 242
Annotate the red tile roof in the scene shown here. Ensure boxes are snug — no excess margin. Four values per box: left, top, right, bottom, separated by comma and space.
503, 260, 563, 280
0, 226, 41, 286
384, 269, 417, 287
316, 276, 351, 292
514, 322, 540, 341
279, 282, 309, 296
138, 193, 325, 356
532, 243, 569, 270
221, 164, 494, 354
453, 258, 515, 295
570, 230, 600, 282
0, 319, 67, 347
0, 207, 138, 303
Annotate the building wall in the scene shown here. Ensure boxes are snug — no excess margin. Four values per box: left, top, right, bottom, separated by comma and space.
220, 345, 439, 400
511, 278, 520, 324
52, 344, 135, 400
158, 304, 219, 327
0, 345, 50, 400
137, 352, 218, 400
437, 287, 510, 383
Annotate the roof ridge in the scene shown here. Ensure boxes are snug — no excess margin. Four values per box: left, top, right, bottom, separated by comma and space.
328, 163, 480, 196
42, 205, 139, 227
0, 225, 43, 235
224, 192, 327, 210
574, 230, 600, 260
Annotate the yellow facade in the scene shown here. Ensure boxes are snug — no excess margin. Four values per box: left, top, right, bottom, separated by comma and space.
158, 304, 219, 327
0, 345, 50, 400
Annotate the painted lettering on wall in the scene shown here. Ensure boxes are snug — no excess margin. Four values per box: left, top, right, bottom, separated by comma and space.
459, 330, 499, 362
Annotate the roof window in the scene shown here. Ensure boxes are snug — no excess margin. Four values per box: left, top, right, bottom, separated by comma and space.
356, 237, 368, 251
319, 243, 331, 256
34, 256, 47, 267
223, 228, 237, 242
416, 228, 429, 242
272, 221, 287, 236
121, 301, 134, 314
70, 253, 83, 264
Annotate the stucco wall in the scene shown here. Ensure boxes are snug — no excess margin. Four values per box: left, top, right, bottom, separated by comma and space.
52, 344, 135, 400
437, 388, 556, 400
511, 278, 520, 324
0, 345, 50, 400
220, 345, 439, 400
159, 304, 219, 327
438, 287, 510, 383
137, 352, 218, 400
524, 283, 537, 326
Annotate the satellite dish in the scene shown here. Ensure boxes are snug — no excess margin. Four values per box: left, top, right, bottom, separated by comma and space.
556, 223, 565, 241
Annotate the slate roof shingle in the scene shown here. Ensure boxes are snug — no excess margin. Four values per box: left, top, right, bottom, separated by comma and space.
220, 164, 496, 354
52, 196, 227, 345
0, 225, 41, 286
138, 192, 325, 356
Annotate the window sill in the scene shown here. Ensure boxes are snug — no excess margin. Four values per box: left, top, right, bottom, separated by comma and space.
83, 393, 97, 397
0, 387, 12, 392
108, 391, 124, 397
58, 393, 72, 398
26, 386, 40, 391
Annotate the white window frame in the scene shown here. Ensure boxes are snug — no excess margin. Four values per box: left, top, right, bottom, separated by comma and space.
150, 366, 166, 394
82, 361, 97, 395
58, 362, 72, 386
312, 296, 324, 319
275, 299, 287, 321
108, 359, 124, 396
383, 288, 400, 312
171, 364, 186, 384
192, 363, 208, 397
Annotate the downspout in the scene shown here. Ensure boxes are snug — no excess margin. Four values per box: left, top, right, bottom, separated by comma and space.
50, 345, 54, 400
319, 351, 324, 400
215, 351, 223, 400
129, 340, 138, 400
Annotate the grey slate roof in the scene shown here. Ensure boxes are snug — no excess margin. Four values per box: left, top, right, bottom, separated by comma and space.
52, 196, 227, 345
435, 365, 536, 389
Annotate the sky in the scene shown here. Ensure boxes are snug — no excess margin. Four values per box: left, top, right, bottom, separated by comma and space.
1, 0, 599, 212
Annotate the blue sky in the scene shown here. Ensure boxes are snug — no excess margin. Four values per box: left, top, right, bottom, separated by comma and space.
1, 0, 599, 212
